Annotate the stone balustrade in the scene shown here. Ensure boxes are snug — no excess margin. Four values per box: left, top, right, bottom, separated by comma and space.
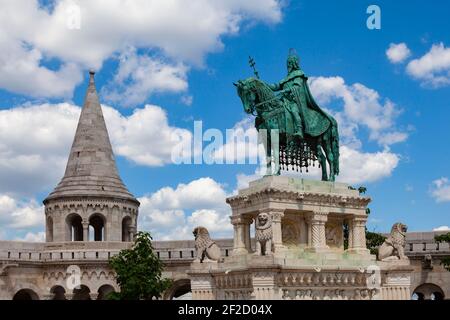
1, 233, 448, 264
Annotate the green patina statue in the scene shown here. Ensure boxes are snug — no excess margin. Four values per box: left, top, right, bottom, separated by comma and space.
234, 49, 340, 181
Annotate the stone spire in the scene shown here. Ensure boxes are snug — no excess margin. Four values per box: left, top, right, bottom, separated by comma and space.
44, 70, 138, 203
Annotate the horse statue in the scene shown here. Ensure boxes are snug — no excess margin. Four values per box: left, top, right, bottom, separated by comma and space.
234, 51, 340, 181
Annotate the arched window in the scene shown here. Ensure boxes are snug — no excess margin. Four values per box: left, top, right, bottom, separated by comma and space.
413, 283, 445, 300
46, 216, 53, 242
89, 214, 106, 241
97, 284, 115, 300
66, 214, 83, 241
122, 216, 132, 242
72, 285, 91, 300
13, 289, 39, 300
165, 279, 191, 300
50, 285, 66, 300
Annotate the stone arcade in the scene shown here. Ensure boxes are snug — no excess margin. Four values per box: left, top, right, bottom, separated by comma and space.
188, 177, 413, 300
0, 71, 138, 300
0, 71, 448, 300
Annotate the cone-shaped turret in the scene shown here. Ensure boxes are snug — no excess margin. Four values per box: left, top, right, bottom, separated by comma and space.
44, 71, 137, 203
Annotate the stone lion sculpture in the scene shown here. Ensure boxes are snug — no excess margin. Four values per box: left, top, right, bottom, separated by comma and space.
378, 222, 408, 261
255, 212, 273, 255
193, 226, 221, 263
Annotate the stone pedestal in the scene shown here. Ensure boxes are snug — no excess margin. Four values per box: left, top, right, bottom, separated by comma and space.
226, 176, 372, 256
378, 260, 413, 300
189, 262, 219, 300
188, 176, 412, 300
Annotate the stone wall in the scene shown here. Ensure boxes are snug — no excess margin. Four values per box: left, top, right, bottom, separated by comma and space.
0, 231, 448, 300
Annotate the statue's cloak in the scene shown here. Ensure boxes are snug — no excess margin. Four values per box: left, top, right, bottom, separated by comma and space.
280, 70, 338, 137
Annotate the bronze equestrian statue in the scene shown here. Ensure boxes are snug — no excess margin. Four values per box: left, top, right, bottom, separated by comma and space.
235, 49, 340, 181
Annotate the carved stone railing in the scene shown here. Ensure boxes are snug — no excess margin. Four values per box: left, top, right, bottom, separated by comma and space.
0, 232, 446, 264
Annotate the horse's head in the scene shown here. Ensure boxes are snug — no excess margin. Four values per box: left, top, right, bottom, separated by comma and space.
234, 78, 258, 115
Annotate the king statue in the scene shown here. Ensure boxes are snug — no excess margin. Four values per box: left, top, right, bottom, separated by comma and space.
235, 49, 340, 181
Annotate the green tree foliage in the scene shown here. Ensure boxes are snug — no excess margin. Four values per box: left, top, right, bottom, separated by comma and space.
108, 231, 172, 300
366, 228, 386, 255
434, 232, 450, 271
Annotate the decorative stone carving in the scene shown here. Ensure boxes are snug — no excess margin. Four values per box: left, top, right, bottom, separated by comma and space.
281, 220, 299, 246
325, 221, 343, 248
193, 226, 221, 263
307, 211, 328, 251
254, 212, 273, 255
378, 222, 408, 261
423, 254, 433, 270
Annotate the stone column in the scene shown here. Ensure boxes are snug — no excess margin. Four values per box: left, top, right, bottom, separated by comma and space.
307, 220, 312, 247
82, 221, 89, 242
348, 215, 369, 254
65, 293, 74, 300
270, 210, 285, 254
53, 209, 64, 242
243, 219, 252, 252
347, 219, 353, 249
129, 226, 136, 241
89, 292, 99, 300
306, 211, 328, 252
230, 216, 248, 255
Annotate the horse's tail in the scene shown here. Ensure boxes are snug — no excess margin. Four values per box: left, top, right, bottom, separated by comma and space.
330, 119, 340, 175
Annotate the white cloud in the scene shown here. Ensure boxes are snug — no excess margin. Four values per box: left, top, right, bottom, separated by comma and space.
138, 177, 232, 240
430, 177, 450, 203
236, 172, 260, 191
0, 102, 191, 196
302, 76, 404, 184
406, 42, 450, 87
104, 104, 192, 166
338, 146, 399, 184
309, 76, 406, 147
14, 231, 46, 242
0, 0, 282, 98
101, 47, 189, 107
235, 144, 399, 186
386, 43, 411, 64
0, 195, 44, 229
433, 226, 450, 232
0, 103, 79, 195
212, 117, 260, 164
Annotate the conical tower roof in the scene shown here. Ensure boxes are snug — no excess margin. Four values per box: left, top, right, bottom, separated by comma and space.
44, 71, 138, 204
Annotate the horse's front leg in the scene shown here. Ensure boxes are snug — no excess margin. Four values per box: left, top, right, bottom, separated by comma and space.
316, 143, 328, 181
272, 138, 281, 175
259, 128, 272, 176
323, 137, 335, 182
263, 130, 273, 176
266, 133, 273, 175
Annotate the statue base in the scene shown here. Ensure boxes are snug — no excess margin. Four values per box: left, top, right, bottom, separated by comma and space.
188, 176, 412, 300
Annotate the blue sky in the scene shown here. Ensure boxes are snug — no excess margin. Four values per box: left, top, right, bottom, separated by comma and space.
0, 0, 449, 241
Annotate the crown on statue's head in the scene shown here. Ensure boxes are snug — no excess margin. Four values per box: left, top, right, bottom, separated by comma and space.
287, 48, 299, 62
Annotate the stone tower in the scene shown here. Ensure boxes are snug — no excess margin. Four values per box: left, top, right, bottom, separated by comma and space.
43, 71, 139, 243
